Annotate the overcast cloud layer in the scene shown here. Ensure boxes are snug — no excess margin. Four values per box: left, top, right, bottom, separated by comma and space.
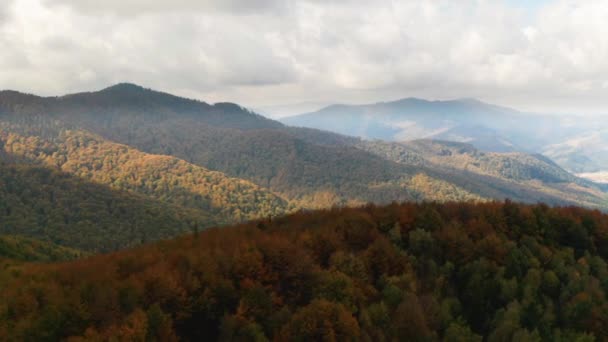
1, 0, 607, 116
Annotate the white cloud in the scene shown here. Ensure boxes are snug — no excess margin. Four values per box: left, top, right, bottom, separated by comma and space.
43, 0, 291, 16
1, 0, 608, 114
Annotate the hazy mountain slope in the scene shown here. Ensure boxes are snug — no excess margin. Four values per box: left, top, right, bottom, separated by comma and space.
0, 159, 213, 252
282, 97, 586, 154
282, 98, 524, 143
282, 96, 608, 177
358, 139, 608, 208
430, 124, 522, 153
542, 130, 608, 174
0, 128, 290, 221
407, 140, 608, 207
2, 201, 608, 340
404, 140, 579, 183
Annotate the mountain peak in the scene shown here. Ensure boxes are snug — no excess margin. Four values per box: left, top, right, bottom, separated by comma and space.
100, 83, 149, 93
0, 90, 44, 107
391, 97, 430, 105
391, 97, 488, 106
0, 89, 42, 98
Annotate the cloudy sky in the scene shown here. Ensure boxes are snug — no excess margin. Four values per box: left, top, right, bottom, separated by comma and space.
1, 0, 607, 117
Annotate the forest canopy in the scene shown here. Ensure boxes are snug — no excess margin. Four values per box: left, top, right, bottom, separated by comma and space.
1, 201, 608, 340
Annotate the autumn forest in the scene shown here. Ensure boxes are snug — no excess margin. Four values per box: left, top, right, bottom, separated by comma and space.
1, 84, 608, 341
2, 201, 608, 340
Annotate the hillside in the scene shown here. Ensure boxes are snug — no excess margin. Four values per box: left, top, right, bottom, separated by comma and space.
358, 139, 608, 209
0, 85, 418, 207
0, 83, 282, 131
403, 140, 580, 183
542, 130, 608, 174
0, 160, 212, 252
282, 97, 608, 179
0, 128, 289, 221
0, 235, 85, 262
1, 201, 608, 340
1, 84, 606, 210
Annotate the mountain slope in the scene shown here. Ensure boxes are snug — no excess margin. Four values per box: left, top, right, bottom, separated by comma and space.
282, 98, 525, 145
282, 97, 608, 179
0, 159, 214, 252
282, 97, 587, 154
2, 201, 608, 340
403, 140, 580, 183
358, 139, 608, 209
542, 130, 608, 174
0, 83, 281, 131
1, 84, 606, 210
1, 86, 413, 205
0, 128, 290, 221
0, 86, 424, 207
0, 235, 85, 262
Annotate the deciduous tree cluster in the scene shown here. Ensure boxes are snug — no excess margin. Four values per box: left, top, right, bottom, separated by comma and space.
2, 201, 607, 340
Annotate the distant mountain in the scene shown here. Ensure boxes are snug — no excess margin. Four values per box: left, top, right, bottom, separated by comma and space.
282, 97, 594, 153
357, 139, 608, 209
282, 98, 527, 150
1, 83, 606, 220
402, 140, 580, 184
542, 130, 608, 173
430, 124, 522, 153
282, 97, 608, 180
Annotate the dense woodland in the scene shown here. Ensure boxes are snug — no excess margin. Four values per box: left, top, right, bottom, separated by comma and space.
1, 84, 608, 340
0, 161, 211, 252
1, 201, 608, 340
0, 129, 289, 221
0, 235, 85, 262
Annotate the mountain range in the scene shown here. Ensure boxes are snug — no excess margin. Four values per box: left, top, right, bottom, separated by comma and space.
1, 83, 608, 340
282, 98, 608, 180
0, 83, 607, 252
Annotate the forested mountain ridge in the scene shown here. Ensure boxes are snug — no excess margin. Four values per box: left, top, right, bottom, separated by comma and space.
358, 139, 608, 209
0, 128, 290, 221
542, 130, 608, 174
1, 84, 606, 212
0, 85, 419, 207
0, 160, 212, 252
0, 83, 281, 131
2, 201, 608, 340
282, 97, 608, 176
365, 139, 586, 185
